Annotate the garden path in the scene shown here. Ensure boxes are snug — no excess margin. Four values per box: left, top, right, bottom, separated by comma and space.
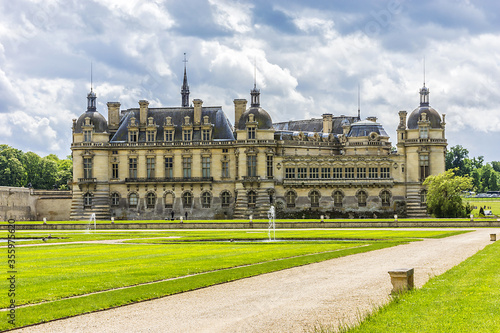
13, 228, 498, 333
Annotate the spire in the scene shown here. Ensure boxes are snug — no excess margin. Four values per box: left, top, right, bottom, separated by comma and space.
181, 53, 190, 107
87, 62, 96, 112
419, 58, 429, 106
250, 58, 260, 107
357, 83, 361, 120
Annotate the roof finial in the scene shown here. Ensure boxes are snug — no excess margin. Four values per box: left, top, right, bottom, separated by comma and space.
253, 57, 257, 89
357, 83, 361, 120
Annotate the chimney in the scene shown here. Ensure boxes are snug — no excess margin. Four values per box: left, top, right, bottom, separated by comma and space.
139, 100, 149, 126
322, 113, 333, 134
233, 99, 247, 128
398, 111, 407, 130
107, 102, 121, 129
193, 99, 203, 125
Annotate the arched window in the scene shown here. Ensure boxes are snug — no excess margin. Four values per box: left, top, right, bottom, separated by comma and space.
202, 192, 211, 208
111, 193, 120, 206
129, 193, 138, 207
182, 192, 192, 208
147, 192, 156, 208
357, 191, 367, 207
83, 192, 92, 208
333, 190, 344, 208
164, 192, 174, 208
380, 190, 391, 207
248, 190, 256, 208
286, 191, 296, 208
309, 190, 320, 207
221, 191, 231, 208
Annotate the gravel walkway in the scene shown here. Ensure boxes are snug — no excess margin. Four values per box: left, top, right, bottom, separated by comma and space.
13, 228, 498, 333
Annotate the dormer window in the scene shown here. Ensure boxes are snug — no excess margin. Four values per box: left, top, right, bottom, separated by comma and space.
129, 130, 138, 142
83, 130, 92, 142
147, 130, 156, 142
419, 126, 428, 139
247, 127, 256, 140
202, 129, 211, 141
164, 129, 174, 141
183, 130, 192, 141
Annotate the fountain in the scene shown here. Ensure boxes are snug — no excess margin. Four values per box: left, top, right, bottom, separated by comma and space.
85, 213, 96, 233
267, 205, 276, 241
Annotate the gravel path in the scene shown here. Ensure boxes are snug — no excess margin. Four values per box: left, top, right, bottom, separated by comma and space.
14, 228, 498, 333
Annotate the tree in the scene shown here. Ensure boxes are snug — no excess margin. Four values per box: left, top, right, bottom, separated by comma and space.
423, 168, 473, 218
445, 145, 471, 176
492, 161, 500, 173
38, 157, 58, 189
0, 146, 27, 187
489, 171, 499, 191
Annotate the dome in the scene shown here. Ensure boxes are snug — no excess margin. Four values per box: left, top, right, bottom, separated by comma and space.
236, 106, 273, 130
347, 119, 388, 137
407, 106, 442, 129
74, 110, 108, 133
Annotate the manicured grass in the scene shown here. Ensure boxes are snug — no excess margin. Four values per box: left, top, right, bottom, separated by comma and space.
337, 240, 500, 332
465, 199, 500, 217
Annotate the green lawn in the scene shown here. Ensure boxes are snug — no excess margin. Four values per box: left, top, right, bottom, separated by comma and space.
465, 199, 500, 217
0, 229, 468, 331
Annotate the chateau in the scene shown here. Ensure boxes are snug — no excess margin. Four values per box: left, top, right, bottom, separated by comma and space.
70, 66, 446, 220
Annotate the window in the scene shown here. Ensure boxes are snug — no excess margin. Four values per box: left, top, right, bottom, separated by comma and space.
247, 155, 256, 177
309, 190, 320, 207
419, 126, 429, 139
164, 130, 173, 141
202, 157, 211, 178
146, 157, 155, 179
147, 192, 156, 208
83, 130, 92, 142
297, 167, 307, 179
164, 157, 173, 178
222, 148, 229, 153
164, 193, 174, 208
286, 191, 296, 208
202, 192, 211, 208
202, 129, 211, 141
222, 161, 229, 178
247, 127, 256, 140
266, 155, 273, 179
221, 191, 231, 207
111, 193, 119, 206
321, 167, 331, 179
357, 191, 367, 207
112, 150, 118, 155
285, 167, 295, 179
333, 191, 343, 208
420, 190, 427, 206
112, 163, 119, 179
83, 158, 92, 179
368, 167, 378, 179
357, 167, 366, 179
182, 192, 192, 207
345, 167, 355, 179
380, 167, 390, 179
419, 155, 429, 180
83, 192, 92, 208
129, 158, 137, 179
183, 157, 192, 178
147, 130, 156, 142
333, 168, 342, 179
129, 131, 138, 142
380, 190, 391, 207
310, 167, 319, 179
183, 130, 192, 141
247, 190, 256, 208
129, 193, 138, 207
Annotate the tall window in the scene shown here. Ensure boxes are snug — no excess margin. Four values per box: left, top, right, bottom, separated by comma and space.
380, 190, 391, 207
357, 167, 366, 179
202, 129, 211, 141
247, 190, 256, 208
419, 155, 429, 180
247, 127, 256, 140
309, 190, 320, 207
129, 158, 137, 179
221, 191, 231, 207
333, 191, 343, 208
83, 192, 92, 207
183, 157, 192, 178
83, 130, 92, 142
222, 161, 229, 178
146, 192, 156, 208
112, 163, 119, 179
266, 155, 273, 179
129, 131, 138, 142
183, 130, 192, 141
321, 167, 331, 179
164, 193, 174, 208
333, 167, 342, 179
111, 193, 119, 206
310, 167, 319, 179
247, 155, 256, 177
164, 157, 173, 178
146, 157, 155, 179
202, 157, 211, 178
164, 130, 173, 141
83, 158, 92, 178
146, 130, 156, 142
420, 190, 427, 206
419, 126, 429, 139
297, 167, 307, 179
345, 167, 354, 179
357, 191, 367, 207
202, 192, 211, 208
285, 167, 295, 179
368, 167, 378, 179
129, 193, 138, 207
286, 191, 296, 208
182, 192, 192, 207
381, 167, 390, 179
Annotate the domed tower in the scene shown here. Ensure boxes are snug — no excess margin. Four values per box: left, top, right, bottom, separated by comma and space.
342, 117, 392, 156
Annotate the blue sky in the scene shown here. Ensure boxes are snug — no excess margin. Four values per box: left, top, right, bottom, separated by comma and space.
1, 0, 499, 161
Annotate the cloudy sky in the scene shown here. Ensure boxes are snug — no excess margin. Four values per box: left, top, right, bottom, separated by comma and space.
1, 0, 500, 161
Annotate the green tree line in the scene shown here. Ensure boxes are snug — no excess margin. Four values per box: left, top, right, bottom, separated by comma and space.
445, 145, 500, 192
0, 144, 72, 190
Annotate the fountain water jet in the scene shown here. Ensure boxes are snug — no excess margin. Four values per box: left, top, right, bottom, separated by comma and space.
267, 205, 276, 241
85, 213, 96, 233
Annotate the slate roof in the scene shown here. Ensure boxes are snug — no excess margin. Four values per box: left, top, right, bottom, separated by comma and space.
273, 116, 359, 135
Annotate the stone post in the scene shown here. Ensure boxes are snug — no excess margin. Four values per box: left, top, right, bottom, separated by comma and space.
388, 268, 414, 294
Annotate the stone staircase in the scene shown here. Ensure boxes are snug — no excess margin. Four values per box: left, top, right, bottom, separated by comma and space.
406, 184, 428, 218
70, 189, 111, 221
233, 188, 271, 219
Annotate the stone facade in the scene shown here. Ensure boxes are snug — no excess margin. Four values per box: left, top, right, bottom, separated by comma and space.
70, 78, 446, 220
